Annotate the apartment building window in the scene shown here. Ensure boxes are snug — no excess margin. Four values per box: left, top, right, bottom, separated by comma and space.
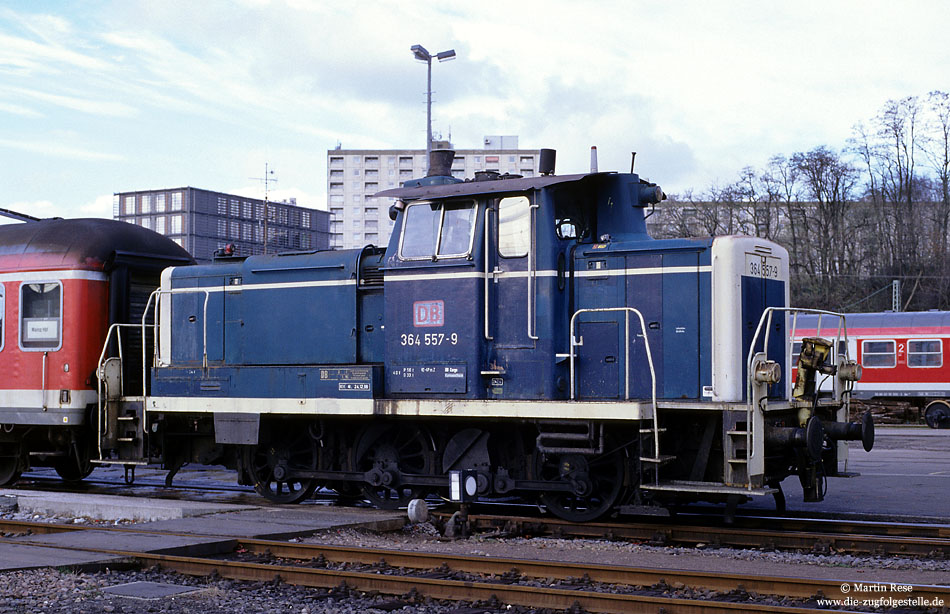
243, 222, 252, 240
170, 214, 183, 234
217, 220, 227, 238
230, 199, 239, 217
329, 183, 343, 193
330, 207, 343, 220
365, 182, 378, 192
142, 194, 152, 213
329, 156, 344, 168
243, 201, 252, 218
156, 193, 166, 212
364, 207, 377, 218
330, 170, 343, 179
302, 211, 311, 227
171, 192, 183, 211
217, 197, 227, 215
155, 216, 166, 234
399, 169, 413, 179
366, 233, 378, 243
388, 156, 396, 166
520, 156, 534, 164
399, 156, 413, 168
365, 169, 378, 179
141, 217, 152, 230
364, 156, 378, 167
123, 195, 135, 215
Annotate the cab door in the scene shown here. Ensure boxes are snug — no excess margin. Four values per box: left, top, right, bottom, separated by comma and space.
488, 195, 535, 350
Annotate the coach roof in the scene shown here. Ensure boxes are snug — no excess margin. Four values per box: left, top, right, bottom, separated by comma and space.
0, 217, 193, 273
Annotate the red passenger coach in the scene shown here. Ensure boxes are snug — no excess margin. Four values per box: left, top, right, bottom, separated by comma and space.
793, 311, 950, 428
0, 218, 192, 484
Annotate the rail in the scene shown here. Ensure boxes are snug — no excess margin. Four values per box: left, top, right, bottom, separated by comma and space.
569, 307, 658, 457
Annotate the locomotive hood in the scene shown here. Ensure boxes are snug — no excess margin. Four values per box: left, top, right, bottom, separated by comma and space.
0, 217, 194, 273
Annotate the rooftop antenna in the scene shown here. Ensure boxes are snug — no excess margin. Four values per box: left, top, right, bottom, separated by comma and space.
250, 163, 278, 254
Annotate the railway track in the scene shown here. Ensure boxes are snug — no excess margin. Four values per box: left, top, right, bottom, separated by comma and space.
7, 474, 950, 558
2, 519, 947, 613
440, 512, 950, 558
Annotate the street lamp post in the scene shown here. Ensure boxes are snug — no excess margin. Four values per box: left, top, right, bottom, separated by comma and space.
411, 44, 456, 159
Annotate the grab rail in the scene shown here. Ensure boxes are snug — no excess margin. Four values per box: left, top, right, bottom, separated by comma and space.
569, 307, 658, 456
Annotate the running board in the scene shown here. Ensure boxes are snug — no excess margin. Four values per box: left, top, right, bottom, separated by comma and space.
641, 480, 777, 496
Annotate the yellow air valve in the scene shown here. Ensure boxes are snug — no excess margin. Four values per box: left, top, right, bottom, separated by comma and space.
792, 337, 837, 400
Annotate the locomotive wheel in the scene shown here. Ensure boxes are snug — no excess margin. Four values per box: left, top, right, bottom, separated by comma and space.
533, 446, 626, 522
245, 429, 319, 504
0, 445, 22, 487
351, 423, 435, 509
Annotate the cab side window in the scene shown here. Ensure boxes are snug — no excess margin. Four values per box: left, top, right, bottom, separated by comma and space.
20, 282, 62, 350
498, 196, 530, 257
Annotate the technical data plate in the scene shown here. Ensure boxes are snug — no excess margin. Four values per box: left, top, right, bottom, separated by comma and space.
389, 363, 467, 394
318, 366, 376, 395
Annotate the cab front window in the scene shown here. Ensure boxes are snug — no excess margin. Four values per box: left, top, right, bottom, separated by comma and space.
400, 200, 476, 260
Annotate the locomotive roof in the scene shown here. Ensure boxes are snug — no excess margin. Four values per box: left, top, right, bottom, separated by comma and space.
374, 171, 610, 201
0, 218, 194, 273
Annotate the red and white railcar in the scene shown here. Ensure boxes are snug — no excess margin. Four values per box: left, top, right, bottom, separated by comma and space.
0, 218, 192, 484
792, 311, 950, 428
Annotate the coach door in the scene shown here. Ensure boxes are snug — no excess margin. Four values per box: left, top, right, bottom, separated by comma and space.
487, 195, 536, 350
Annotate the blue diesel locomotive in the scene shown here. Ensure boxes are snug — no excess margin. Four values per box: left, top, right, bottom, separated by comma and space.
91, 150, 871, 520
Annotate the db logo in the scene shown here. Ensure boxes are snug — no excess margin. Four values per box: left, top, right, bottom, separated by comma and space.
413, 300, 444, 327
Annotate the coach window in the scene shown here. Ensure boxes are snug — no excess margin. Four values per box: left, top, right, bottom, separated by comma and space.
20, 282, 62, 351
0, 284, 4, 351
909, 339, 942, 367
498, 196, 530, 257
862, 340, 896, 368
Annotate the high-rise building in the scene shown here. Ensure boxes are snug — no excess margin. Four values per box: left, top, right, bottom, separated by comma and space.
113, 187, 330, 263
328, 136, 539, 250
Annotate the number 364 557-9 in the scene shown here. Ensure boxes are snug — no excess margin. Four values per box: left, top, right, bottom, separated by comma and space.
400, 333, 459, 346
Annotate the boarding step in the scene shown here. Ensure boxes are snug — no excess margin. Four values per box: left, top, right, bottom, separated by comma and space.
726, 430, 749, 436
639, 428, 667, 434
640, 480, 777, 496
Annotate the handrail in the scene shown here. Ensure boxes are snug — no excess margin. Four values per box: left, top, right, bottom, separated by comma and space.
569, 307, 658, 457
745, 307, 850, 490
484, 206, 493, 341
527, 199, 540, 341
144, 286, 213, 369
41, 352, 48, 411
94, 322, 138, 460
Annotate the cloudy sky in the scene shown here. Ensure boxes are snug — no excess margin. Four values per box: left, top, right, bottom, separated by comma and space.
1, 1, 948, 220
